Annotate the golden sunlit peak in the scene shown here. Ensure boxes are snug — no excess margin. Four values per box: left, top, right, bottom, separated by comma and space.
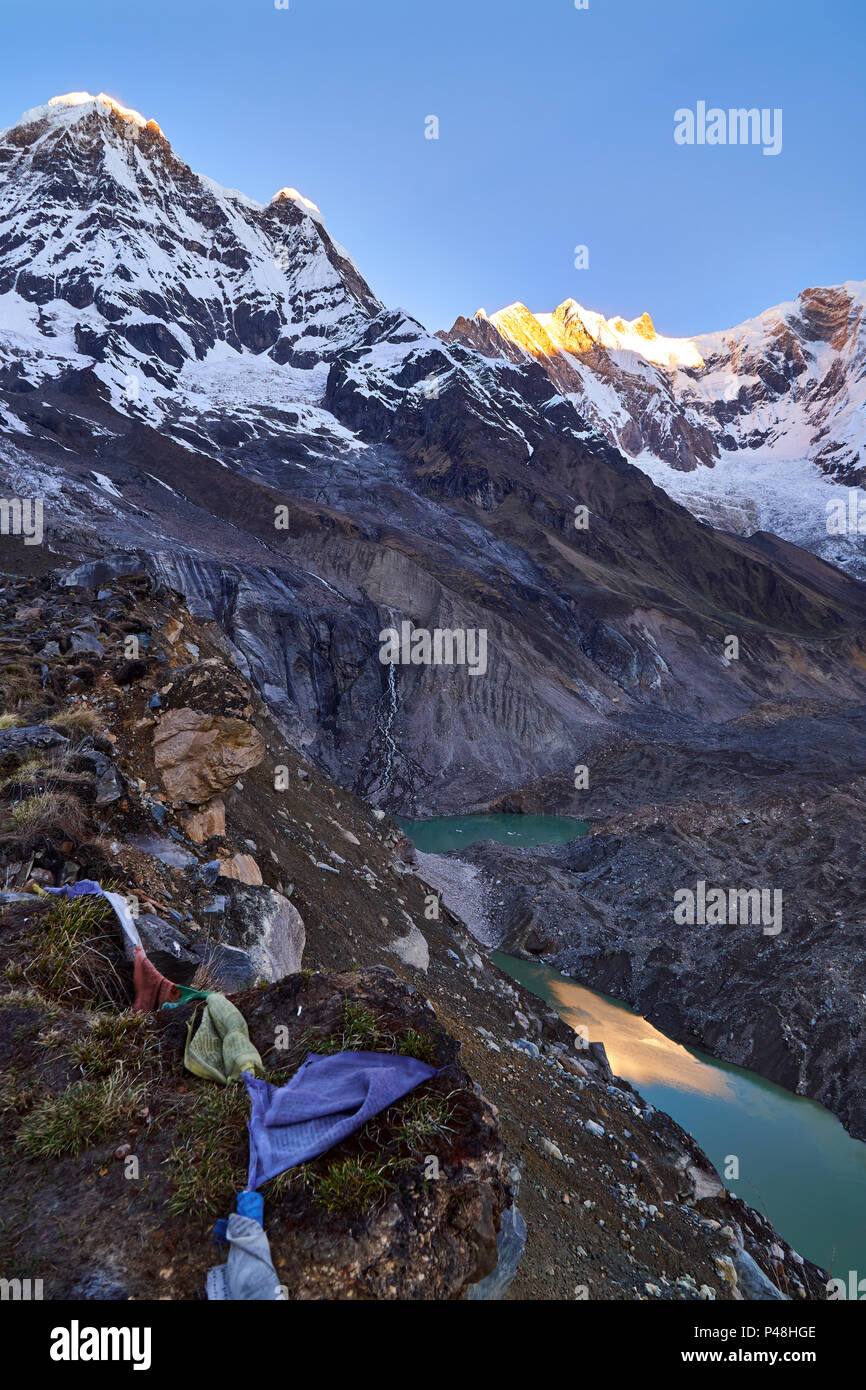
632, 311, 656, 340
490, 299, 706, 371
611, 311, 656, 340
21, 92, 164, 137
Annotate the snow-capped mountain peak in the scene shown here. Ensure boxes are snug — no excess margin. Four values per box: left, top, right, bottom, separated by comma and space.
15, 90, 165, 137
482, 298, 706, 371
0, 91, 384, 418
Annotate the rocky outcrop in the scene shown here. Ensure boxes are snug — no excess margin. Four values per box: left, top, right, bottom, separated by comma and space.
0, 725, 68, 772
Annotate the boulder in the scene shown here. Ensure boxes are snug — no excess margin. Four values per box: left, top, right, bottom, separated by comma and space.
135, 912, 257, 993
152, 707, 264, 805
181, 797, 225, 842
733, 1248, 788, 1300
218, 852, 263, 886
588, 1040, 614, 1080
160, 658, 254, 720
69, 629, 105, 657
0, 725, 68, 773
70, 740, 124, 806
204, 942, 258, 992
218, 885, 306, 982
135, 914, 200, 982
388, 923, 430, 972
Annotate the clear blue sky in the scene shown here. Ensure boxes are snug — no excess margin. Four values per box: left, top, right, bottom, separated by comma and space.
3, 0, 863, 335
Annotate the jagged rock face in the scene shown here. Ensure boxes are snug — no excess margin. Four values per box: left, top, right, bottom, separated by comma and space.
442, 285, 866, 573
2, 92, 866, 814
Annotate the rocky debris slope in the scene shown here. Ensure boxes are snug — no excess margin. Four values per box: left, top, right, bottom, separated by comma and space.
0, 569, 825, 1299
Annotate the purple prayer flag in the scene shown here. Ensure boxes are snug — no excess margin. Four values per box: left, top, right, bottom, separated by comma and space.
244, 1049, 438, 1189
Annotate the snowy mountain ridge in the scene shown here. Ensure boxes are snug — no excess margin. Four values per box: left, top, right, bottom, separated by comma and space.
3, 92, 864, 573
2, 88, 866, 817
442, 284, 866, 573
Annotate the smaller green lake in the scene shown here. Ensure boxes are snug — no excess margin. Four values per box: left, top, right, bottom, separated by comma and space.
397, 812, 589, 854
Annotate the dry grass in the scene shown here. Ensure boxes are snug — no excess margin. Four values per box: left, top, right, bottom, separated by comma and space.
47, 707, 103, 740
0, 753, 49, 790
1, 759, 95, 799
0, 712, 24, 730
189, 945, 225, 993
22, 893, 127, 1009
7, 790, 89, 845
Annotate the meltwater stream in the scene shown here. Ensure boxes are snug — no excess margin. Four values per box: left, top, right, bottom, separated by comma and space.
400, 813, 866, 1279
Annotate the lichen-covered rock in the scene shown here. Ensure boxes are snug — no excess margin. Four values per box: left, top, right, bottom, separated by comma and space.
216, 884, 306, 981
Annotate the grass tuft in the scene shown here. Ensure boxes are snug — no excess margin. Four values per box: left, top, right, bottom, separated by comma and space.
166, 1084, 249, 1218
47, 707, 103, 740
306, 1000, 390, 1055
22, 893, 127, 1009
66, 1011, 158, 1077
16, 1073, 145, 1158
396, 1029, 438, 1065
304, 1000, 439, 1067
0, 1074, 37, 1126
390, 1092, 455, 1153
8, 790, 89, 844
189, 945, 225, 994
315, 1156, 397, 1214
0, 753, 49, 791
